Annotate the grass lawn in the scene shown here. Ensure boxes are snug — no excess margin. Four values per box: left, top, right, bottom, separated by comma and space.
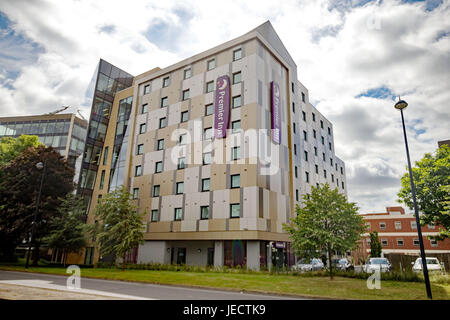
0, 264, 449, 300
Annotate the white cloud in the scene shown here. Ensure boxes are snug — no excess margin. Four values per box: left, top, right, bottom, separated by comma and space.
0, 0, 449, 213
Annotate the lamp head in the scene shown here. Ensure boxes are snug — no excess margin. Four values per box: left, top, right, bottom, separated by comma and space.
35, 162, 44, 170
395, 98, 408, 110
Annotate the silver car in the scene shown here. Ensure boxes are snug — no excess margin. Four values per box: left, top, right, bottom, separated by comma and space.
292, 258, 324, 272
412, 257, 444, 273
363, 258, 392, 273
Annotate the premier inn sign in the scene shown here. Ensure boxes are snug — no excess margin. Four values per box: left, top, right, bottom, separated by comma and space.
214, 75, 231, 138
270, 81, 281, 144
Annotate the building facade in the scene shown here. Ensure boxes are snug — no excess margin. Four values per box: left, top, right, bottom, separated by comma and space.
0, 113, 88, 169
79, 21, 347, 269
353, 206, 450, 268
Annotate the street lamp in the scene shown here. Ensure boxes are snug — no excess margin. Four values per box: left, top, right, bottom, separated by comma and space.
25, 160, 47, 269
394, 97, 432, 299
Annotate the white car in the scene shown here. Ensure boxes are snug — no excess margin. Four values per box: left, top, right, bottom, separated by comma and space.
412, 257, 444, 273
292, 258, 324, 272
363, 258, 392, 273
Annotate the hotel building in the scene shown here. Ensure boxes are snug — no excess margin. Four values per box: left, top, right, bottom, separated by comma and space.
79, 21, 347, 269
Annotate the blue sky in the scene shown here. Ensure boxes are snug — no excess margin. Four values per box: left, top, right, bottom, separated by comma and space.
0, 0, 448, 213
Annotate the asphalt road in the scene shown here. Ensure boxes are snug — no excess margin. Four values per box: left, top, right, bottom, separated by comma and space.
0, 270, 304, 300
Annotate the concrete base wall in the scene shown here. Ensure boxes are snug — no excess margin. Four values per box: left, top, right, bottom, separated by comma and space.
137, 241, 170, 264
169, 240, 214, 266
247, 240, 260, 270
214, 241, 224, 268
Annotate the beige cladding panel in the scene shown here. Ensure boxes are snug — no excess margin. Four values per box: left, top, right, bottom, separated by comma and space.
211, 164, 227, 190
229, 188, 240, 204
184, 166, 200, 193
148, 221, 171, 233
212, 190, 230, 219
208, 219, 226, 232
161, 195, 183, 221
229, 218, 241, 231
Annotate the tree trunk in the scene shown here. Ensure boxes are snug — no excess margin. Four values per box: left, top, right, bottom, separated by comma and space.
32, 244, 40, 266
328, 245, 333, 280
63, 250, 67, 268
122, 253, 126, 271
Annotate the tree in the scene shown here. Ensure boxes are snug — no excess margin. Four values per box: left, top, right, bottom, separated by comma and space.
284, 183, 366, 279
0, 145, 74, 263
397, 145, 450, 240
369, 231, 382, 258
44, 194, 87, 267
91, 185, 145, 269
0, 135, 43, 167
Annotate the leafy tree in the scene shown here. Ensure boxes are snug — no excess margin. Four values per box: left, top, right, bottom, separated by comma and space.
0, 135, 43, 167
91, 185, 145, 269
44, 194, 87, 267
369, 231, 382, 258
284, 183, 366, 279
0, 145, 74, 263
397, 145, 450, 240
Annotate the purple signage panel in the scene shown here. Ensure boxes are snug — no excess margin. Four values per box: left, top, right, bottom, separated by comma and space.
214, 75, 231, 138
274, 242, 286, 249
271, 81, 281, 144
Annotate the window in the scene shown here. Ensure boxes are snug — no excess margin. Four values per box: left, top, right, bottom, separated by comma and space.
182, 89, 190, 101
302, 111, 306, 121
151, 210, 159, 222
322, 153, 326, 161
313, 129, 316, 138
411, 221, 417, 229
395, 221, 402, 230
139, 123, 146, 134
137, 144, 144, 155
329, 142, 332, 151
337, 178, 339, 186
231, 146, 240, 160
413, 239, 420, 246
291, 82, 294, 93
144, 85, 150, 95
428, 223, 435, 229
293, 122, 296, 134
203, 152, 212, 165
301, 92, 306, 103
157, 139, 164, 150
315, 164, 318, 174
184, 68, 191, 79
328, 127, 331, 135
294, 144, 297, 155
397, 239, 404, 246
304, 151, 308, 162
179, 133, 187, 145
178, 157, 186, 169
155, 161, 163, 173
295, 166, 298, 178
205, 103, 214, 116
231, 174, 240, 188
381, 239, 388, 246
306, 171, 309, 183
206, 81, 214, 93
230, 203, 240, 218
233, 48, 242, 61
321, 136, 324, 145
320, 120, 324, 129
135, 165, 142, 177
331, 174, 334, 183
159, 117, 167, 128
336, 163, 338, 171
133, 188, 139, 199
365, 222, 371, 230
303, 130, 307, 141
99, 170, 105, 190
202, 178, 210, 192
160, 97, 168, 109
207, 59, 215, 71
312, 113, 316, 122
232, 95, 241, 108
181, 111, 189, 122
201, 206, 210, 219
204, 127, 213, 140
153, 185, 160, 197
342, 181, 345, 189
296, 189, 299, 201
341, 167, 344, 175
232, 71, 241, 84
176, 182, 184, 194
231, 120, 241, 133
292, 102, 295, 113
103, 146, 109, 165
314, 147, 317, 156
163, 76, 170, 87
141, 104, 148, 114
330, 158, 333, 166
324, 169, 327, 178
379, 222, 386, 230
174, 208, 183, 221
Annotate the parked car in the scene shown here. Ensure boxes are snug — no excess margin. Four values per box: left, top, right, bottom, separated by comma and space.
292, 258, 324, 272
412, 257, 444, 273
363, 258, 392, 273
333, 258, 354, 271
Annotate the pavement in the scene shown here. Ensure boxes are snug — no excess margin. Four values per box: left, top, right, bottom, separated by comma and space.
0, 270, 304, 300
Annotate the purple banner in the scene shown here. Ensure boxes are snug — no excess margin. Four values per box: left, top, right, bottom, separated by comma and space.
274, 242, 286, 249
214, 75, 231, 138
271, 81, 281, 144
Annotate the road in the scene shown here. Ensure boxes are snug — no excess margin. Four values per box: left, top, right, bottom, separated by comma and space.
0, 270, 305, 300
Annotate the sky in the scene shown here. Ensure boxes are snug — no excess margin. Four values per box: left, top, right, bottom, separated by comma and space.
0, 0, 449, 213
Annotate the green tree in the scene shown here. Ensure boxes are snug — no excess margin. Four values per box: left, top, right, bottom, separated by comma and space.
397, 145, 450, 240
44, 194, 87, 267
91, 185, 145, 269
284, 183, 366, 279
369, 231, 382, 258
0, 145, 74, 263
0, 135, 43, 167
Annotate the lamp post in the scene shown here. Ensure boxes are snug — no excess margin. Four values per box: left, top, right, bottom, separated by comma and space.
25, 160, 47, 269
394, 98, 432, 299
